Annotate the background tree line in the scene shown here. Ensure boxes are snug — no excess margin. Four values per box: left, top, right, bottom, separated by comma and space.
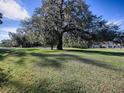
0, 0, 123, 49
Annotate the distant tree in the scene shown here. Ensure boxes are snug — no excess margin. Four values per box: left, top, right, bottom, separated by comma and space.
9, 28, 28, 47
114, 32, 124, 46
83, 15, 119, 47
32, 0, 92, 50
1, 39, 12, 47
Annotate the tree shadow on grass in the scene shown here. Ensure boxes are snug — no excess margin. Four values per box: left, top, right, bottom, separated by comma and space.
76, 58, 123, 71
0, 48, 123, 71
65, 49, 124, 57
10, 78, 87, 93
0, 68, 10, 87
0, 48, 26, 62
15, 58, 26, 66
31, 53, 90, 69
37, 58, 62, 68
30, 52, 123, 71
0, 49, 26, 56
0, 49, 62, 69
30, 53, 76, 69
0, 49, 12, 61
10, 78, 61, 93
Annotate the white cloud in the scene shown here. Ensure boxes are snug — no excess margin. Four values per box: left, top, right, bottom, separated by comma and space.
0, 0, 30, 20
108, 19, 124, 25
0, 27, 17, 33
0, 35, 9, 41
0, 27, 17, 41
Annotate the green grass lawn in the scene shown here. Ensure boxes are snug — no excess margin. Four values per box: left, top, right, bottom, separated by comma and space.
0, 48, 124, 93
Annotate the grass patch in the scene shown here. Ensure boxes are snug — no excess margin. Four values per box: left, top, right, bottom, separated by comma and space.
0, 48, 124, 93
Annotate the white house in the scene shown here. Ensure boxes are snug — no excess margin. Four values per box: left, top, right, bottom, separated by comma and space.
92, 41, 122, 48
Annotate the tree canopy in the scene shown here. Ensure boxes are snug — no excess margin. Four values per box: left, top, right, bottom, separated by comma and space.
1, 0, 121, 49
31, 0, 93, 50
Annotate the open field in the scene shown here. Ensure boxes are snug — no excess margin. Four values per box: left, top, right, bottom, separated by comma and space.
0, 48, 124, 93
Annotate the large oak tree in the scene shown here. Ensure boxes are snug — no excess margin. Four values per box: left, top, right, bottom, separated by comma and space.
32, 0, 92, 50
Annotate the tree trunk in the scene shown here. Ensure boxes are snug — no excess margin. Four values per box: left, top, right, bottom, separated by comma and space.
87, 40, 93, 48
51, 44, 54, 50
57, 33, 63, 50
